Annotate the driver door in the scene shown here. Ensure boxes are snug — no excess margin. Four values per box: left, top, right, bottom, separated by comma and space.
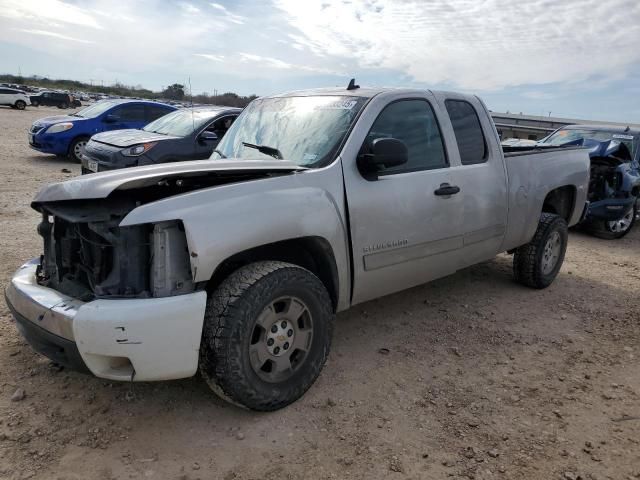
343, 95, 464, 304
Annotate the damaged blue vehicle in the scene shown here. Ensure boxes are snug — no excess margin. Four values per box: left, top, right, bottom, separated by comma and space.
539, 125, 640, 239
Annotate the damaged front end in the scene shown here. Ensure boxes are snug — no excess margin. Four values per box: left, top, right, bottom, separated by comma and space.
584, 140, 640, 222
29, 159, 304, 300
35, 197, 194, 300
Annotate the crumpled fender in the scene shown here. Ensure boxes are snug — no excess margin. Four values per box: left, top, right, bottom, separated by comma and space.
119, 165, 351, 310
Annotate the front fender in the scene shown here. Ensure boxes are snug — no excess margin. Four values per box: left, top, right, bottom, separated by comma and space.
119, 167, 351, 310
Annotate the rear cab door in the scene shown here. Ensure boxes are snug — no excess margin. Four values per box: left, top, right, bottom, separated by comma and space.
432, 92, 508, 267
105, 103, 147, 131
341, 91, 465, 304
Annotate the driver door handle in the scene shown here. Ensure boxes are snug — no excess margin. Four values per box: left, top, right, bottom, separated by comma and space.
434, 183, 461, 196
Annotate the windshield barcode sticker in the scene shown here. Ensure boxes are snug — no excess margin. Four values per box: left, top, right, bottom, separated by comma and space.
613, 134, 634, 140
315, 100, 358, 110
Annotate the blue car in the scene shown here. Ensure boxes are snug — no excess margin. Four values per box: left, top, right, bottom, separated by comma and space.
28, 99, 176, 162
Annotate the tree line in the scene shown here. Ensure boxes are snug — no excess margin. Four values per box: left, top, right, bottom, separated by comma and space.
0, 75, 258, 108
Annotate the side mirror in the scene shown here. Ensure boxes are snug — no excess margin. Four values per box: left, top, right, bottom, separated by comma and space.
358, 138, 408, 176
104, 114, 119, 123
198, 130, 218, 143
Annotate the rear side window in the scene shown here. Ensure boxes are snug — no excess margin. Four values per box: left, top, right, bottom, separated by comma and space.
363, 99, 447, 175
445, 100, 487, 165
146, 105, 172, 121
115, 104, 146, 121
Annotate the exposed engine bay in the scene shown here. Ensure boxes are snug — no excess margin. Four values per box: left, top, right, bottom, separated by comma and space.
32, 165, 300, 299
586, 140, 639, 208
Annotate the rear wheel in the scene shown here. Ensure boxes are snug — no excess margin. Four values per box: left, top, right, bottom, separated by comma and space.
58, 102, 69, 109
199, 261, 334, 411
513, 213, 568, 289
14, 100, 26, 110
31, 100, 39, 107
69, 137, 89, 163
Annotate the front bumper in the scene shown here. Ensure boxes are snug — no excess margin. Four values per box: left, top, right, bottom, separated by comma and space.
28, 131, 70, 155
6, 259, 207, 381
586, 197, 636, 221
81, 143, 138, 174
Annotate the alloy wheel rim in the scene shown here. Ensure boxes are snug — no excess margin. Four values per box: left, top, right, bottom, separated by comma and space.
541, 231, 562, 275
74, 141, 87, 159
249, 296, 313, 383
607, 210, 634, 233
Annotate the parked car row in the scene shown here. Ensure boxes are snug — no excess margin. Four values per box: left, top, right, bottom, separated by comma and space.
0, 87, 84, 110
30, 91, 81, 108
81, 105, 241, 173
0, 87, 31, 110
27, 98, 242, 166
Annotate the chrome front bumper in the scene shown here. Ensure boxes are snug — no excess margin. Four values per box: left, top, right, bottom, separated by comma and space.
5, 258, 83, 341
6, 258, 208, 382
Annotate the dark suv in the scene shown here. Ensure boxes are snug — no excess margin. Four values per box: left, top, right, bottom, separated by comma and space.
30, 91, 75, 109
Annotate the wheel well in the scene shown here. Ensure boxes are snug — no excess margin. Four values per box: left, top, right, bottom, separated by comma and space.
206, 237, 340, 310
542, 186, 576, 222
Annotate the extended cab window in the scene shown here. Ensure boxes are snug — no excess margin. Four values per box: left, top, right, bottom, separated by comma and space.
364, 99, 447, 175
445, 99, 487, 165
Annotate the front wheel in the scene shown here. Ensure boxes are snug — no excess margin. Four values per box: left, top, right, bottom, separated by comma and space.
590, 204, 637, 239
15, 100, 26, 110
69, 137, 89, 163
200, 261, 334, 411
513, 213, 568, 289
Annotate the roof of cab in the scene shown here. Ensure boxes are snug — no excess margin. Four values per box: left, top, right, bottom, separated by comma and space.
266, 85, 478, 102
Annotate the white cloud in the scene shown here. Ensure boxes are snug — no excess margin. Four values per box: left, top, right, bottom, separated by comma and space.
274, 0, 640, 90
16, 28, 95, 44
193, 53, 225, 62
210, 2, 245, 24
180, 3, 201, 15
0, 0, 102, 29
238, 52, 344, 75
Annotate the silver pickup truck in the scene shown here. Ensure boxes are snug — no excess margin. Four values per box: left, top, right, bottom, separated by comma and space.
6, 86, 590, 411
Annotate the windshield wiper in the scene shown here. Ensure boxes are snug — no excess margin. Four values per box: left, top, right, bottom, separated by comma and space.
213, 149, 227, 159
242, 142, 283, 159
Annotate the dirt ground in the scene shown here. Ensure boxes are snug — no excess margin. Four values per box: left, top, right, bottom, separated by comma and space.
0, 105, 639, 480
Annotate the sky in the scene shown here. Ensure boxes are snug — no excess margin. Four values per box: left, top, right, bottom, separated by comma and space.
0, 0, 639, 122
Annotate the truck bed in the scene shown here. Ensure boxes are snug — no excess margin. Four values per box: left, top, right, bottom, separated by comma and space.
501, 146, 590, 251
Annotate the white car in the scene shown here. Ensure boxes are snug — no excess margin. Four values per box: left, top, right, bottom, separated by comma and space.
0, 87, 31, 110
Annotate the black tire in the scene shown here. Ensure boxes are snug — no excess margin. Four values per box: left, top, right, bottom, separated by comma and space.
31, 100, 39, 107
68, 137, 89, 163
587, 203, 637, 240
200, 261, 334, 411
58, 102, 69, 109
14, 100, 26, 110
513, 213, 568, 289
